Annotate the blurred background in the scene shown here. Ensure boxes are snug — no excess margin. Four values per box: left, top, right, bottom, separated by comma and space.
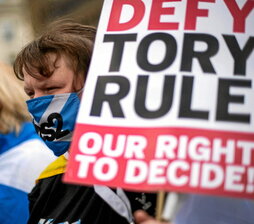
0, 0, 103, 65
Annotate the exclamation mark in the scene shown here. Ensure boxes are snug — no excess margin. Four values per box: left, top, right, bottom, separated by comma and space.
246, 168, 254, 193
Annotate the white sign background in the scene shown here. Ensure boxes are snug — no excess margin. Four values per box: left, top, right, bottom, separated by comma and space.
77, 0, 254, 132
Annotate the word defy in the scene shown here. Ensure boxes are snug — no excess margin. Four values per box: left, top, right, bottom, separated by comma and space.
108, 0, 254, 33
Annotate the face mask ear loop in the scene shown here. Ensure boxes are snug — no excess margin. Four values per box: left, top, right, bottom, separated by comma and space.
77, 87, 84, 98
77, 87, 84, 94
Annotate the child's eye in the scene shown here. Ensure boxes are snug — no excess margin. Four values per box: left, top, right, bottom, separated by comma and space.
26, 91, 34, 98
45, 87, 60, 94
46, 87, 58, 91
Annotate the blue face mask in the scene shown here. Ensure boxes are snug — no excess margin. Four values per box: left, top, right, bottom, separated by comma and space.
26, 92, 81, 156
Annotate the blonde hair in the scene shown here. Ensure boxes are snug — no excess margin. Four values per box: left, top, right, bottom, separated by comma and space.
0, 62, 31, 134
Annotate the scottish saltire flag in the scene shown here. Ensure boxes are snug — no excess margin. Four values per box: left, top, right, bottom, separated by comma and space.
0, 122, 56, 224
26, 93, 80, 156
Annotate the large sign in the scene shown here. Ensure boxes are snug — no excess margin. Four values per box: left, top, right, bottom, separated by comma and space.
64, 0, 254, 200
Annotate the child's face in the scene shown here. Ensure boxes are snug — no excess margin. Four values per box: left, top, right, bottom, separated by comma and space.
23, 53, 84, 99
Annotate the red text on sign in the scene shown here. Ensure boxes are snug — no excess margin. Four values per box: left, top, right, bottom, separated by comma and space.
107, 0, 254, 33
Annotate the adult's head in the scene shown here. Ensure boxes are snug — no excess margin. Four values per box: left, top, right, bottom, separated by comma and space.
13, 20, 97, 156
13, 20, 96, 98
0, 62, 30, 134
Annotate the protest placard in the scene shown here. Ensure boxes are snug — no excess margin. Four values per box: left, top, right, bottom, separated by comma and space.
64, 0, 254, 200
